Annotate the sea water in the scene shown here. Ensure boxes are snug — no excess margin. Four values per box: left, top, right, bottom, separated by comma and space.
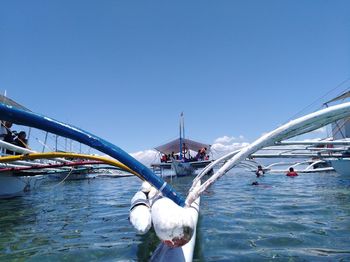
0, 171, 350, 261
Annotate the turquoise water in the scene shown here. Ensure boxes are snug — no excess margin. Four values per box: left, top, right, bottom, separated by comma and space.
0, 171, 350, 261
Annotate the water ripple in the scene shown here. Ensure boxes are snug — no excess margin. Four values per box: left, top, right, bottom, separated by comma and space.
0, 172, 350, 261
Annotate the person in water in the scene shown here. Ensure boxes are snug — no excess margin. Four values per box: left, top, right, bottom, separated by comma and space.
286, 167, 298, 177
255, 165, 265, 177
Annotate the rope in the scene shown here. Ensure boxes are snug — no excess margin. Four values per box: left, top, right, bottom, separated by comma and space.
36, 137, 55, 151
52, 167, 75, 187
331, 117, 350, 139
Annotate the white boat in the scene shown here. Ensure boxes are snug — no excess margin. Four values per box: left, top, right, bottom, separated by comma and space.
329, 158, 350, 176
0, 171, 44, 198
0, 123, 45, 198
152, 113, 212, 177
186, 101, 350, 206
234, 91, 350, 176
171, 160, 195, 177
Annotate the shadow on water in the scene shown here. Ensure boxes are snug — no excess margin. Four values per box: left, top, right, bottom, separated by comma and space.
136, 229, 160, 261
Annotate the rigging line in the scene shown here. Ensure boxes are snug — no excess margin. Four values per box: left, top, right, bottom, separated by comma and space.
36, 137, 55, 152
286, 77, 350, 122
49, 134, 81, 153
332, 117, 350, 139
52, 167, 75, 187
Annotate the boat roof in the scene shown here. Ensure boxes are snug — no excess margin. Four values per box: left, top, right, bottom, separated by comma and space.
154, 138, 210, 155
0, 95, 30, 112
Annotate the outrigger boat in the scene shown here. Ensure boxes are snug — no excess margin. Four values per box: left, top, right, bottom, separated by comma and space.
152, 137, 211, 177
2, 94, 350, 261
187, 101, 350, 207
226, 91, 350, 176
152, 114, 212, 177
0, 142, 134, 198
0, 95, 136, 187
0, 100, 200, 261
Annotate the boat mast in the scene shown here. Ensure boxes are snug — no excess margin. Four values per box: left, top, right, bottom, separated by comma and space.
182, 113, 186, 159
179, 112, 183, 160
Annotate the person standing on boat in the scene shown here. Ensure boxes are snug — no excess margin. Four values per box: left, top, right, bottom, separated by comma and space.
14, 131, 28, 152
286, 167, 298, 177
182, 143, 188, 161
2, 122, 16, 155
2, 122, 14, 142
199, 147, 207, 161
0, 121, 7, 141
195, 150, 201, 161
161, 154, 167, 163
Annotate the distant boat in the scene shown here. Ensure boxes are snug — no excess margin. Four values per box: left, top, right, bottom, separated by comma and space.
0, 96, 43, 198
323, 91, 350, 176
235, 91, 350, 176
0, 95, 115, 198
151, 113, 212, 177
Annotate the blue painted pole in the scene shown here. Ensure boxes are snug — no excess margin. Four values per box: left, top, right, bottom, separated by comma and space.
0, 103, 185, 206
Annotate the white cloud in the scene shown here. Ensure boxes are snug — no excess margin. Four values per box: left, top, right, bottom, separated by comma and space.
130, 149, 160, 167
312, 126, 327, 134
214, 135, 245, 144
210, 135, 249, 159
214, 135, 235, 144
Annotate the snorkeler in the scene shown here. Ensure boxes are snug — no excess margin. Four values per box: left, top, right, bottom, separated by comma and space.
286, 167, 298, 177
255, 165, 265, 178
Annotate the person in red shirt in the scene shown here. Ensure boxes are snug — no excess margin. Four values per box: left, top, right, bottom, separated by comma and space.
286, 167, 298, 177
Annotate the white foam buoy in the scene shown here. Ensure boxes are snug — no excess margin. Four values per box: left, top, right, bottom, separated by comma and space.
140, 181, 152, 193
129, 190, 152, 234
151, 197, 195, 247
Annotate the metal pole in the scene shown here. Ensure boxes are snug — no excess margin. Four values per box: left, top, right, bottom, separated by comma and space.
42, 132, 48, 153
179, 112, 182, 160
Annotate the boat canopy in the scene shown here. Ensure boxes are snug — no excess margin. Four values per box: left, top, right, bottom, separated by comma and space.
0, 95, 30, 112
155, 138, 210, 155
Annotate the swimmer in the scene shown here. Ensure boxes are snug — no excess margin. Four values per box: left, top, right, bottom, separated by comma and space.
286, 167, 298, 177
255, 165, 265, 177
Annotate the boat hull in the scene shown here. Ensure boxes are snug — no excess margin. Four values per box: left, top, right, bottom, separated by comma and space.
329, 158, 350, 176
48, 169, 94, 181
0, 172, 43, 198
171, 161, 195, 177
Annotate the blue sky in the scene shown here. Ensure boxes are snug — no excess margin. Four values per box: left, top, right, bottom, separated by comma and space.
0, 0, 349, 153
